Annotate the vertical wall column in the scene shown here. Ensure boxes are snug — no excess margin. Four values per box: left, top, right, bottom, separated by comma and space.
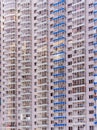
94, 0, 97, 129
72, 0, 86, 130
36, 1, 49, 130
53, 0, 66, 130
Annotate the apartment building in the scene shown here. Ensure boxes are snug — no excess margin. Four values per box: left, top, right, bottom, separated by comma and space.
66, 0, 94, 130
36, 0, 54, 130
0, 0, 96, 130
1, 0, 34, 129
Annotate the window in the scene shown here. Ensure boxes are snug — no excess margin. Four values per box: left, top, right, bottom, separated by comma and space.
89, 57, 93, 61
73, 79, 85, 85
89, 80, 93, 84
68, 90, 72, 94
90, 126, 94, 130
34, 3, 36, 7
68, 105, 72, 108
68, 119, 72, 123
34, 75, 37, 79
68, 33, 72, 37
88, 42, 93, 46
68, 3, 72, 8
89, 95, 93, 99
68, 76, 72, 79
68, 69, 72, 72
68, 18, 72, 22
34, 16, 37, 20
89, 3, 93, 8
88, 49, 93, 54
68, 11, 72, 15
89, 64, 93, 68
34, 69, 37, 72
68, 25, 72, 29
89, 103, 94, 106
89, 72, 93, 76
89, 34, 93, 38
89, 19, 93, 23
69, 127, 72, 130
68, 47, 72, 51
89, 110, 94, 114
68, 98, 72, 101
68, 83, 72, 87
68, 54, 72, 58
51, 128, 54, 130
88, 26, 93, 31
51, 86, 53, 89
68, 112, 72, 116
89, 87, 93, 91
68, 62, 72, 65
34, 10, 37, 13
89, 11, 93, 15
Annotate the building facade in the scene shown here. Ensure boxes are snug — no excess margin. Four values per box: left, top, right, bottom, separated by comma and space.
0, 0, 96, 130
66, 0, 94, 130
1, 0, 33, 130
